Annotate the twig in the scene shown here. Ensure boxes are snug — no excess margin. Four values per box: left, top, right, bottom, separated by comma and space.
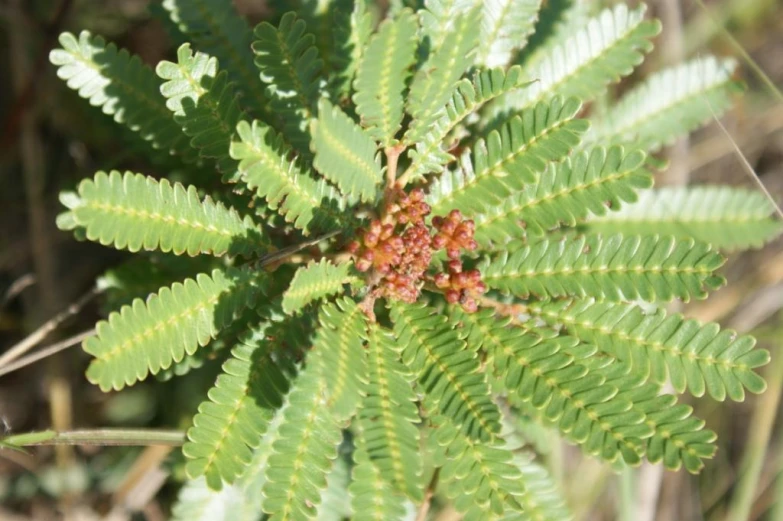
1, 274, 36, 308
416, 468, 440, 521
1, 429, 186, 447
0, 329, 95, 378
0, 287, 99, 369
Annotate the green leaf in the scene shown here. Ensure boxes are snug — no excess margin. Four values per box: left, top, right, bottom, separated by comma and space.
502, 454, 572, 521
312, 98, 383, 202
353, 8, 418, 146
483, 234, 726, 302
427, 96, 589, 217
391, 302, 501, 442
474, 146, 652, 247
585, 186, 783, 251
486, 4, 659, 121
529, 299, 770, 401
474, 0, 542, 68
588, 55, 743, 152
431, 416, 526, 519
58, 171, 268, 257
282, 259, 355, 314
358, 324, 423, 501
231, 120, 343, 233
312, 297, 369, 421
156, 44, 245, 182
349, 444, 409, 521
161, 0, 268, 117
253, 12, 324, 155
84, 267, 264, 391
50, 31, 194, 161
331, 0, 374, 98
404, 7, 481, 144
261, 367, 342, 521
515, 0, 578, 65
183, 319, 303, 488
404, 66, 532, 181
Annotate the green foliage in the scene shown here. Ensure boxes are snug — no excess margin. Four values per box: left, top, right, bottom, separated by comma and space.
529, 299, 770, 401
353, 8, 419, 146
312, 298, 369, 421
231, 120, 342, 233
358, 325, 423, 500
428, 96, 589, 216
156, 44, 245, 181
405, 6, 481, 144
483, 234, 726, 302
474, 0, 542, 68
84, 267, 264, 391
50, 31, 195, 162
261, 366, 343, 521
585, 185, 783, 251
312, 98, 383, 202
161, 0, 268, 117
58, 171, 268, 257
48, 0, 781, 517
473, 145, 653, 247
405, 65, 532, 180
282, 259, 355, 314
486, 4, 660, 122
392, 302, 501, 442
253, 12, 324, 155
588, 55, 743, 151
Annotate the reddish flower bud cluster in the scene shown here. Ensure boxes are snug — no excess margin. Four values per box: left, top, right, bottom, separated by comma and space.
432, 210, 478, 260
434, 260, 487, 313
348, 188, 485, 312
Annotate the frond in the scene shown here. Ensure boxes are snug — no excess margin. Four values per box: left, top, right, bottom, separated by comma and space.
57, 171, 268, 257
431, 417, 527, 520
261, 366, 342, 521
588, 56, 743, 152
469, 313, 650, 465
516, 0, 579, 64
529, 299, 769, 401
486, 4, 659, 121
83, 267, 264, 391
349, 444, 409, 521
390, 302, 501, 442
599, 365, 717, 473
253, 12, 324, 154
183, 318, 303, 488
503, 454, 572, 521
312, 98, 383, 202
316, 449, 353, 521
473, 146, 652, 247
231, 119, 343, 233
352, 8, 418, 146
282, 259, 356, 314
172, 398, 289, 521
156, 44, 245, 181
404, 7, 481, 144
50, 31, 194, 161
418, 0, 478, 51
427, 96, 589, 217
160, 0, 268, 117
312, 297, 369, 422
482, 234, 726, 302
474, 0, 542, 68
357, 324, 423, 501
405, 66, 532, 180
585, 186, 783, 251
330, 0, 374, 98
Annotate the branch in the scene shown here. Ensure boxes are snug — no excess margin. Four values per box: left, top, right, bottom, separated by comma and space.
0, 329, 95, 378
1, 429, 186, 448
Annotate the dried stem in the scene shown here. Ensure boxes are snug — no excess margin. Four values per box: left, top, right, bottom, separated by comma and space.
416, 468, 440, 521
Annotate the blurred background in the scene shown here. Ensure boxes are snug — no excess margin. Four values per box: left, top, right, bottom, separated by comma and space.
0, 0, 781, 520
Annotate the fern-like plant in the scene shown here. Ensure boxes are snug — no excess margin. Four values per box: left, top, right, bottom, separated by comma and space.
16, 0, 781, 519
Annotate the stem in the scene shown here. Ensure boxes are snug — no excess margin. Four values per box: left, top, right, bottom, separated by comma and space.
384, 145, 404, 190
416, 468, 440, 521
726, 340, 783, 521
1, 429, 186, 447
0, 329, 95, 378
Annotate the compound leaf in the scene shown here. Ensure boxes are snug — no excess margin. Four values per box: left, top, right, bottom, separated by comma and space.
282, 259, 355, 314
58, 171, 268, 257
